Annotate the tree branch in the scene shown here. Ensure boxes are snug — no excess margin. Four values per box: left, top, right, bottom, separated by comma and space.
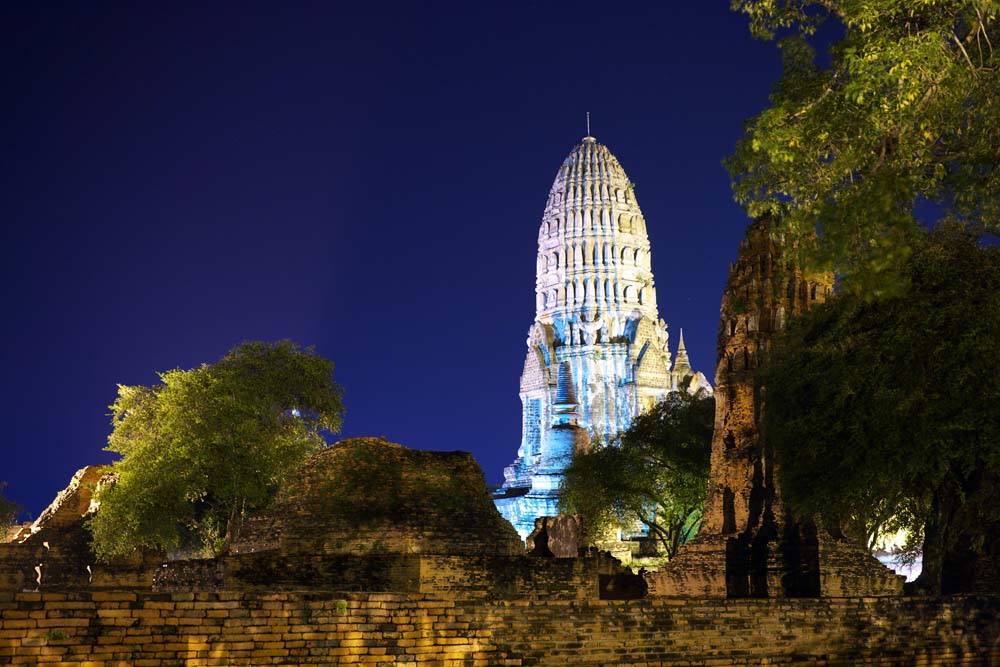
953, 32, 979, 76
793, 85, 835, 119
976, 8, 993, 59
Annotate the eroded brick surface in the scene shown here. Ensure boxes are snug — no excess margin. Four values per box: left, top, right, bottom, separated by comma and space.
648, 220, 903, 598
0, 590, 996, 666
235, 437, 525, 558
0, 467, 156, 592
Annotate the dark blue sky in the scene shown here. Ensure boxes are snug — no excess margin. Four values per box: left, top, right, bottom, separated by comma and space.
2, 1, 784, 516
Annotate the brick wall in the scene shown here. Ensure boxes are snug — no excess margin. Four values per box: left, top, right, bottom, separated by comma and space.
152, 552, 632, 602
2, 590, 997, 666
413, 554, 627, 600
0, 526, 156, 593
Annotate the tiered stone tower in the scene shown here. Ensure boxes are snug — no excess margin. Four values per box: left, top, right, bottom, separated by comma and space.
494, 135, 709, 538
646, 218, 904, 597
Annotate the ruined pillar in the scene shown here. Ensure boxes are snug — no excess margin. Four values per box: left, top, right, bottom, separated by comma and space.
646, 218, 904, 597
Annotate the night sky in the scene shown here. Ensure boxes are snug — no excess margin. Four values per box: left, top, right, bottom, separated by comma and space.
3, 2, 786, 517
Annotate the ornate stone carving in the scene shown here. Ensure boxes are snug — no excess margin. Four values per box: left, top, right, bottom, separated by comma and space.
526, 322, 551, 352
578, 314, 603, 346
495, 135, 710, 538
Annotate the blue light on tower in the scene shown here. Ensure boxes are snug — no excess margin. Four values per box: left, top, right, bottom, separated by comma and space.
493, 135, 711, 538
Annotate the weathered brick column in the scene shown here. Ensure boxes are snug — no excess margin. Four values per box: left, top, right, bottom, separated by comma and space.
648, 219, 904, 597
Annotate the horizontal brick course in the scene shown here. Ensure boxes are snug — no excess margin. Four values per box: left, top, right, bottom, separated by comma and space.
0, 591, 996, 666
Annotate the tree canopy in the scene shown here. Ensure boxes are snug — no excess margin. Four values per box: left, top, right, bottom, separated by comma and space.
728, 0, 1000, 293
88, 340, 344, 562
760, 226, 1000, 593
559, 391, 714, 559
0, 482, 20, 532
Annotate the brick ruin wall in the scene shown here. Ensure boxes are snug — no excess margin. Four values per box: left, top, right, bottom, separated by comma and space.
3, 440, 998, 664
232, 438, 526, 558
650, 219, 906, 599
150, 552, 631, 602
2, 590, 998, 666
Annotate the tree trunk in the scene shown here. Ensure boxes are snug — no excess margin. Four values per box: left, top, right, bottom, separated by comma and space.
220, 500, 245, 556
910, 476, 960, 595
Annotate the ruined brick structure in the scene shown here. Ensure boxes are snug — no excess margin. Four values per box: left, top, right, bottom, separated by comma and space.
495, 135, 710, 537
647, 218, 905, 597
2, 434, 998, 664
0, 466, 157, 592
233, 437, 525, 557
2, 590, 998, 665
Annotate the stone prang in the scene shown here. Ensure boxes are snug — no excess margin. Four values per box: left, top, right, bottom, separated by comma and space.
647, 218, 905, 597
495, 135, 710, 537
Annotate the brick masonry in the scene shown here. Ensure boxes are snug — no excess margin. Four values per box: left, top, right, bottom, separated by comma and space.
2, 432, 997, 664
151, 552, 632, 602
649, 219, 904, 598
1, 590, 997, 666
234, 437, 525, 558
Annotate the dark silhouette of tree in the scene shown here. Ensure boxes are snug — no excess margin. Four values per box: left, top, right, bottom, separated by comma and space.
761, 227, 1000, 593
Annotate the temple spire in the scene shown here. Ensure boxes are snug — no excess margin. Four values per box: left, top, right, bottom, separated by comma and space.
494, 134, 709, 538
583, 112, 595, 142
673, 328, 692, 378
552, 361, 580, 426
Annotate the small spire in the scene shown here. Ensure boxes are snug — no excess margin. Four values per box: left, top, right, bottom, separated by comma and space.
552, 362, 581, 427
583, 112, 595, 142
554, 362, 579, 406
673, 328, 692, 376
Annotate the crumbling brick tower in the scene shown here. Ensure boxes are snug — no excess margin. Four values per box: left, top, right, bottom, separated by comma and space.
647, 218, 904, 597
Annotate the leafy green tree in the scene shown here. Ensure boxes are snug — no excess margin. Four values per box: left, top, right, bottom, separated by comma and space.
559, 391, 714, 559
727, 0, 1000, 293
761, 226, 1000, 593
88, 341, 344, 562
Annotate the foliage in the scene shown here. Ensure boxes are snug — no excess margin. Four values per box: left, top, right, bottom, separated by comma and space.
559, 391, 714, 559
728, 0, 1000, 294
760, 226, 1000, 592
0, 482, 21, 530
88, 340, 344, 562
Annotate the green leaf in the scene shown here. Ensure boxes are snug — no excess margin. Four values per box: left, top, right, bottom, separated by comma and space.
87, 340, 345, 562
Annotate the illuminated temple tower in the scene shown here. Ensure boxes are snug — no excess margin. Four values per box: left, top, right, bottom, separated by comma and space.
494, 135, 710, 537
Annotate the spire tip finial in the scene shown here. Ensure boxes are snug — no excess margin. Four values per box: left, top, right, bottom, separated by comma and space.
582, 112, 596, 142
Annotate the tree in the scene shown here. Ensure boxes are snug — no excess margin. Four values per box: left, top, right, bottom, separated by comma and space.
559, 391, 714, 559
1, 482, 21, 534
727, 0, 1000, 294
760, 226, 1000, 593
88, 340, 344, 562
